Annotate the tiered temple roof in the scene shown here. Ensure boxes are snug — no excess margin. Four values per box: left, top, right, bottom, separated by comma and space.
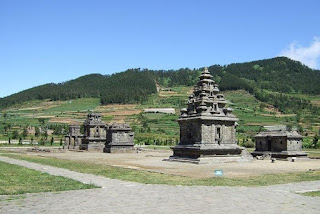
180, 67, 235, 118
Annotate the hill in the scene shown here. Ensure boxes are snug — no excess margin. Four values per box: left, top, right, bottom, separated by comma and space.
0, 70, 157, 109
1, 57, 320, 115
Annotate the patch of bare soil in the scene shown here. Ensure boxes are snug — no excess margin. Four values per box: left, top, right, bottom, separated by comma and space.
262, 104, 296, 117
246, 122, 278, 126
264, 104, 281, 114
96, 104, 137, 111
12, 148, 320, 179
311, 100, 320, 107
101, 110, 141, 116
259, 113, 296, 118
48, 118, 81, 124
19, 101, 64, 111
159, 91, 179, 97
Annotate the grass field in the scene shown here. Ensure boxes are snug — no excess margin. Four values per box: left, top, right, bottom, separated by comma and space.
0, 160, 98, 195
1, 152, 320, 187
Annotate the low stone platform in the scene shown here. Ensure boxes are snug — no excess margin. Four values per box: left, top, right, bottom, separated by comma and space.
80, 140, 105, 151
165, 144, 253, 164
103, 145, 135, 153
252, 151, 309, 161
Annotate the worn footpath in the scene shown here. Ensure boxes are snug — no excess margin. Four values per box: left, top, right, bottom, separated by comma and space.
0, 156, 319, 214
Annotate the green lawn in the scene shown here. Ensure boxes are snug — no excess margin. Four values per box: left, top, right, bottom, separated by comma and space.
0, 161, 98, 195
43, 98, 100, 112
301, 191, 320, 197
2, 152, 320, 187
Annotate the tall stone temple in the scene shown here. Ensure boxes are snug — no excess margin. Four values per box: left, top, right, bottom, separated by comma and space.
168, 68, 252, 163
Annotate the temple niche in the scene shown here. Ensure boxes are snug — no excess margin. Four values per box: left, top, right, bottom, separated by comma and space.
168, 68, 252, 163
80, 113, 107, 151
104, 123, 134, 153
64, 125, 82, 149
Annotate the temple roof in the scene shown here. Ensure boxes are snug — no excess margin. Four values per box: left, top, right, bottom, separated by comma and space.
255, 130, 302, 139
180, 67, 236, 119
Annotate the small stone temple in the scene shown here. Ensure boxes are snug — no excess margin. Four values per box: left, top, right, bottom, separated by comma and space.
64, 125, 82, 149
80, 113, 107, 151
252, 128, 308, 160
168, 68, 251, 163
104, 123, 134, 153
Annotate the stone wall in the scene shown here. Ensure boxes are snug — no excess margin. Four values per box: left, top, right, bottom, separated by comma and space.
287, 138, 303, 151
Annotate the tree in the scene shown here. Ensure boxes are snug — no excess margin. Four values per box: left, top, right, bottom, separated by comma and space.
3, 112, 7, 124
12, 130, 19, 139
35, 127, 40, 137
313, 135, 319, 149
38, 118, 46, 125
44, 131, 48, 140
4, 126, 8, 136
39, 137, 45, 145
23, 128, 28, 139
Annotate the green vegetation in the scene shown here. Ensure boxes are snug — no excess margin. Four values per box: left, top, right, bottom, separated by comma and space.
0, 70, 157, 109
0, 57, 319, 145
0, 161, 98, 195
301, 191, 320, 197
2, 153, 320, 187
43, 98, 100, 112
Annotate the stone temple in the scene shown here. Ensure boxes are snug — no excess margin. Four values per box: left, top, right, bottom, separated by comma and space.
64, 125, 82, 149
80, 113, 107, 151
104, 123, 134, 153
168, 68, 252, 163
252, 128, 308, 160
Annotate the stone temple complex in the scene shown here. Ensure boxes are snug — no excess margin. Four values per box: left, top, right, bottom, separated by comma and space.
168, 68, 252, 163
104, 123, 134, 153
252, 127, 308, 160
65, 113, 135, 152
80, 113, 107, 151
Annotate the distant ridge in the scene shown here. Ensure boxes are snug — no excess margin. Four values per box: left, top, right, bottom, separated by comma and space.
1, 57, 319, 109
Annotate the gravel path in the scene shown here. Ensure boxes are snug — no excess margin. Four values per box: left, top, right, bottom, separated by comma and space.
0, 156, 319, 214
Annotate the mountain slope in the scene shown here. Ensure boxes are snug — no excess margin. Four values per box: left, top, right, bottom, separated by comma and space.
1, 57, 319, 110
0, 70, 157, 109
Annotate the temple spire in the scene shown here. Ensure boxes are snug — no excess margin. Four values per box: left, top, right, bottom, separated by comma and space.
182, 67, 233, 117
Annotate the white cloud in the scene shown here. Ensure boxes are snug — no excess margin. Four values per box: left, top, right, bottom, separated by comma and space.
279, 37, 320, 69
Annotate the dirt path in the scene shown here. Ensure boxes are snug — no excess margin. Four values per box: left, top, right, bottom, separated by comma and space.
0, 156, 320, 214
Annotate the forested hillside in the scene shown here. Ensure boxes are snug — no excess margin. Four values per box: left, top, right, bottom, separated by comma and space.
1, 57, 320, 111
0, 69, 157, 108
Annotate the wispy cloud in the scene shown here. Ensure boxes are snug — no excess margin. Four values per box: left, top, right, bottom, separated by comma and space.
279, 37, 320, 69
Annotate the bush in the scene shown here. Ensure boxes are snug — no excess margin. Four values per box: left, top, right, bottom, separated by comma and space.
39, 138, 45, 146
239, 139, 255, 148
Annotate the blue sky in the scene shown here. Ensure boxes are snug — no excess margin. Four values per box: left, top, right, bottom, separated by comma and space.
1, 0, 320, 98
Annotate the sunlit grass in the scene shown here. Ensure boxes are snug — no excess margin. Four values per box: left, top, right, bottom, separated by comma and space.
0, 161, 98, 195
